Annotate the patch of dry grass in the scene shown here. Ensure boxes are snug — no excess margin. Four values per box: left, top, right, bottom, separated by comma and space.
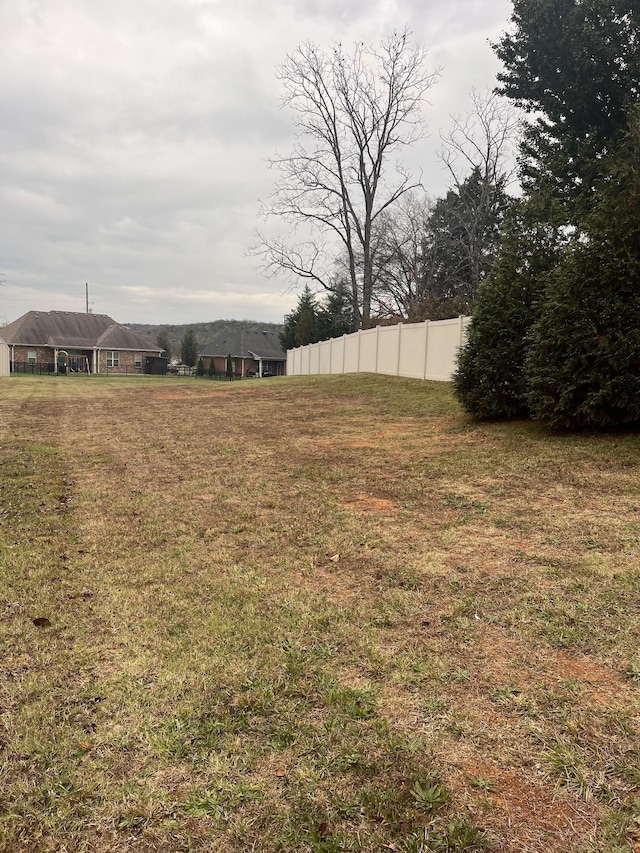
1, 373, 639, 852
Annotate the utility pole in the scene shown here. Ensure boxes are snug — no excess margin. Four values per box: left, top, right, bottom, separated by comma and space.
86, 282, 89, 313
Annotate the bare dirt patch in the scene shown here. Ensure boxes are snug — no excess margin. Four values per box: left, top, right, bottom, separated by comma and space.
453, 757, 598, 853
341, 494, 398, 512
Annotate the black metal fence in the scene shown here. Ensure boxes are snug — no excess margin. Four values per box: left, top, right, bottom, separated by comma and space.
11, 361, 56, 374
10, 361, 248, 378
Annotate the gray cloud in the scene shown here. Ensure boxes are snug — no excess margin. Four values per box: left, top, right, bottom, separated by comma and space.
0, 0, 512, 325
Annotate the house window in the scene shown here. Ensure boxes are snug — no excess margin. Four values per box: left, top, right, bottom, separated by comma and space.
27, 351, 37, 364
134, 353, 142, 368
106, 351, 120, 367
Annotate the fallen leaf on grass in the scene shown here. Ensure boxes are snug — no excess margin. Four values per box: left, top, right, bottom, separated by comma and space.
275, 767, 287, 778
329, 554, 340, 562
32, 617, 51, 627
78, 741, 92, 750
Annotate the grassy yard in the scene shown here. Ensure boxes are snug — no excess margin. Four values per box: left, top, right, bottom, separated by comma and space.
1, 373, 639, 853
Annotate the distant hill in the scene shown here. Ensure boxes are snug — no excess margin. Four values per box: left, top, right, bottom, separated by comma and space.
127, 319, 283, 360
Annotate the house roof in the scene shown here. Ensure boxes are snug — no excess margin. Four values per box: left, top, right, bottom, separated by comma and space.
200, 327, 286, 361
1, 311, 162, 352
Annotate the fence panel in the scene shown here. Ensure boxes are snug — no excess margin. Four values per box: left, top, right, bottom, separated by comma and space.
398, 322, 428, 379
344, 334, 360, 373
318, 339, 332, 374
425, 318, 467, 381
330, 337, 345, 374
358, 328, 378, 373
376, 325, 400, 375
300, 346, 311, 375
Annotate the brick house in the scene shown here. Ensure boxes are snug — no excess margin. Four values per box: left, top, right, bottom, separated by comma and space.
200, 327, 286, 377
1, 310, 163, 375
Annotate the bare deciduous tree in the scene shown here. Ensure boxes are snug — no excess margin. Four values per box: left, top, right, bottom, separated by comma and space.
254, 31, 439, 327
367, 192, 435, 321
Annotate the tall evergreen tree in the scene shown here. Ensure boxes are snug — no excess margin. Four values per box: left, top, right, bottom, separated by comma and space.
279, 286, 321, 350
426, 167, 512, 316
317, 279, 356, 339
180, 329, 199, 368
494, 0, 640, 222
156, 329, 171, 359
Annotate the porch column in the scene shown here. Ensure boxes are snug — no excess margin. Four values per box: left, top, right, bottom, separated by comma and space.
92, 348, 98, 374
54, 348, 58, 374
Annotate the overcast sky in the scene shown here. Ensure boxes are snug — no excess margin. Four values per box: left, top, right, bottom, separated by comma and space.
1, 0, 513, 326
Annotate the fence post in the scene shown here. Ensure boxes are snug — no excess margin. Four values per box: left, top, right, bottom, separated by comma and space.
356, 330, 362, 373
374, 325, 381, 373
396, 323, 402, 376
423, 319, 430, 380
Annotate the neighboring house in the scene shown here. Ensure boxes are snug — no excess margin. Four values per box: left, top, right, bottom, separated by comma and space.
1, 310, 163, 375
200, 327, 286, 377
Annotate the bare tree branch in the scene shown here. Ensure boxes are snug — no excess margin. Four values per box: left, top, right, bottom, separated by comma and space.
439, 88, 521, 190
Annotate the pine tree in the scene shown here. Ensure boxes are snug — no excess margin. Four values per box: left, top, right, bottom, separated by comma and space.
279, 286, 321, 349
180, 329, 199, 369
156, 329, 171, 359
494, 0, 640, 223
453, 204, 559, 418
317, 279, 356, 339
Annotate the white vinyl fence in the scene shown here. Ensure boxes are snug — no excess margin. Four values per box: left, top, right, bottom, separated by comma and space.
0, 337, 9, 378
286, 317, 470, 382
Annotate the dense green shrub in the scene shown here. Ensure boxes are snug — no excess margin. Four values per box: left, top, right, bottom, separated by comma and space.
526, 239, 640, 429
526, 116, 640, 429
453, 208, 557, 419
457, 109, 640, 430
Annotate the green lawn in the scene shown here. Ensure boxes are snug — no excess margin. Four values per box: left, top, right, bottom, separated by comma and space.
1, 374, 639, 852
